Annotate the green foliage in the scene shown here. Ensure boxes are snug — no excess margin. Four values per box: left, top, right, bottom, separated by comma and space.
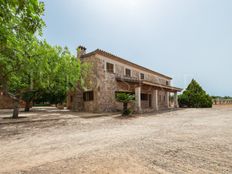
0, 0, 45, 45
22, 90, 36, 103
0, 0, 45, 83
0, 0, 45, 117
178, 79, 213, 108
212, 96, 232, 100
0, 0, 45, 89
116, 93, 135, 116
116, 93, 135, 103
123, 108, 133, 116
33, 91, 66, 105
23, 42, 89, 105
0, 0, 90, 117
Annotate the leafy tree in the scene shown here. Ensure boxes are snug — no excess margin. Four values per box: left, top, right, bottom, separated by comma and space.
34, 46, 89, 108
0, 0, 45, 118
116, 93, 135, 116
0, 1, 89, 118
14, 42, 89, 113
178, 79, 213, 108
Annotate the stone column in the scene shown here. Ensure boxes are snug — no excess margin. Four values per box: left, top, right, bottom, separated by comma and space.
135, 86, 142, 113
166, 92, 170, 108
152, 89, 159, 111
174, 92, 179, 108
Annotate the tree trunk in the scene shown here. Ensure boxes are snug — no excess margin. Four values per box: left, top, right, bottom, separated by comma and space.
24, 101, 30, 112
72, 91, 78, 112
12, 99, 19, 119
123, 102, 128, 116
2, 82, 20, 118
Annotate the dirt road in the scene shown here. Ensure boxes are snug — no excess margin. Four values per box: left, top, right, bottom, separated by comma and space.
0, 107, 232, 174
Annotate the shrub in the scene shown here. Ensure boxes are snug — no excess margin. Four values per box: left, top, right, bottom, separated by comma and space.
116, 93, 135, 116
123, 108, 133, 116
178, 79, 213, 108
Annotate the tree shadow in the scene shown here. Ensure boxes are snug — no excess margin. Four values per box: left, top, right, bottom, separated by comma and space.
2, 116, 28, 120
114, 115, 139, 120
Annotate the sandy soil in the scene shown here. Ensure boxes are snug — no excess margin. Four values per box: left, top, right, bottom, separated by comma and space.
0, 106, 232, 174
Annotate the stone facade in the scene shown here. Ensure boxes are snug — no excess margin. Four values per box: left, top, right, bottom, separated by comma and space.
67, 48, 182, 113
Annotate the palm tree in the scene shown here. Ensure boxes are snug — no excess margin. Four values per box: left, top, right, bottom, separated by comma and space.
116, 93, 135, 116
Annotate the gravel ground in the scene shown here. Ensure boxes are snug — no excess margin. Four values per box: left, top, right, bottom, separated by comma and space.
0, 106, 232, 174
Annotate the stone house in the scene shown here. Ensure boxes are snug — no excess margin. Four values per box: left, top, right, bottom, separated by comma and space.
67, 46, 182, 113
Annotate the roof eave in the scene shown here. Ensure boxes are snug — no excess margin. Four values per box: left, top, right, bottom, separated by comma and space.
81, 49, 173, 80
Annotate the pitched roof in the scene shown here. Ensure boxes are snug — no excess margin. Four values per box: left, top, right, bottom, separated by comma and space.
81, 49, 172, 80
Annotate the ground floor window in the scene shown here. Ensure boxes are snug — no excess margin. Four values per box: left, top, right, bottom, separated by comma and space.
83, 91, 94, 101
141, 93, 148, 101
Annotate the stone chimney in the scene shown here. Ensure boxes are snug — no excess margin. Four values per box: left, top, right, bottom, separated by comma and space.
77, 45, 86, 58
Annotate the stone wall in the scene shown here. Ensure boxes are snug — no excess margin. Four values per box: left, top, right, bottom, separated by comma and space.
0, 94, 14, 109
0, 92, 26, 109
158, 90, 168, 109
100, 55, 170, 85
68, 54, 171, 113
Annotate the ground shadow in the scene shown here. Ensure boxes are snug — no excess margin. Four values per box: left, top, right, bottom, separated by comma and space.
2, 116, 28, 120
114, 115, 139, 120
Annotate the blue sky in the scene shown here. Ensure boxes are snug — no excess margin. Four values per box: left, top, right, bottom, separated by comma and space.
42, 0, 232, 96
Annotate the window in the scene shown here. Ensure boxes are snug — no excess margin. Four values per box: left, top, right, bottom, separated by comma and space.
125, 68, 131, 77
83, 91, 94, 101
141, 93, 148, 101
106, 62, 114, 73
140, 73, 145, 80
166, 81, 169, 85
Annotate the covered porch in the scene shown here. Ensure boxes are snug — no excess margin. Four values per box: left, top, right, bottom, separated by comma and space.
116, 77, 182, 113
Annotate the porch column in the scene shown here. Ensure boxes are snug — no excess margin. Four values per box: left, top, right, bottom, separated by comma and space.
166, 92, 170, 108
174, 92, 179, 108
135, 86, 142, 113
152, 89, 159, 111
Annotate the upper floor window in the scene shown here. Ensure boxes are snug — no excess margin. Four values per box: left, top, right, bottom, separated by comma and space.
125, 68, 131, 77
83, 91, 94, 101
166, 81, 169, 85
106, 62, 114, 73
140, 73, 145, 80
